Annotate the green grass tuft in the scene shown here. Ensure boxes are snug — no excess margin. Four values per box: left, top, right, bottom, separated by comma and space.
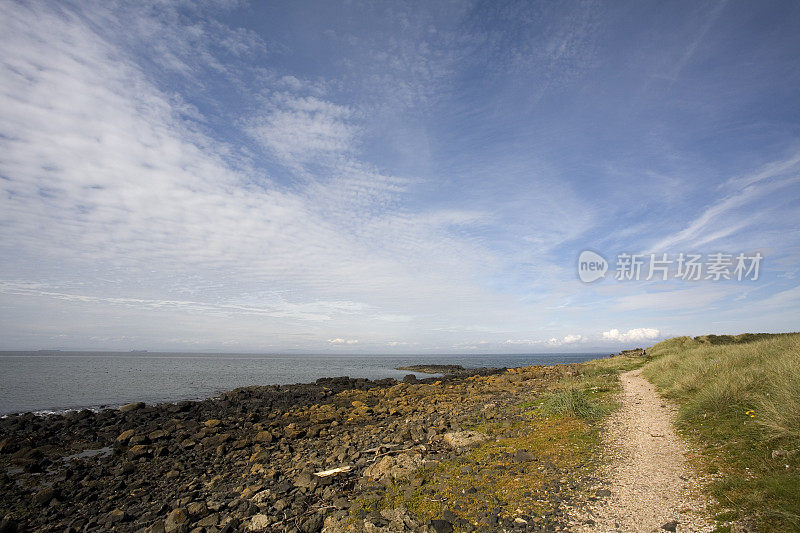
539, 388, 604, 419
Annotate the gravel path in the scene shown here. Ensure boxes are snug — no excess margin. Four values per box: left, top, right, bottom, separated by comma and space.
576, 368, 715, 532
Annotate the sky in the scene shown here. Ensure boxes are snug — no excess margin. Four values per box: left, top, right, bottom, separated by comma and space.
0, 0, 799, 353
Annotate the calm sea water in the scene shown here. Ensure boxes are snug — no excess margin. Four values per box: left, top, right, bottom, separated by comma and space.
0, 351, 603, 415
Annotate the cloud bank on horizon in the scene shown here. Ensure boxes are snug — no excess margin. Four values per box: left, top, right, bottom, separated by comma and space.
0, 0, 798, 352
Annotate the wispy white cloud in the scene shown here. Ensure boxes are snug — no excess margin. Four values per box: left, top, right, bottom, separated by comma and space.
0, 282, 367, 322
665, 0, 729, 81
609, 285, 737, 312
503, 339, 539, 345
327, 338, 358, 345
246, 94, 358, 168
650, 152, 800, 252
503, 334, 585, 347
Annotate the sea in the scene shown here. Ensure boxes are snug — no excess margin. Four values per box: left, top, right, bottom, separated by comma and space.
0, 351, 604, 415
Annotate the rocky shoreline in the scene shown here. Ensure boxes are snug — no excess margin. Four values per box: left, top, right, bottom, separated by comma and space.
0, 364, 599, 532
393, 365, 466, 375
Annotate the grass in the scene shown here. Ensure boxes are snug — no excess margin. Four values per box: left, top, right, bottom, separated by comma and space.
642, 333, 800, 531
539, 388, 605, 419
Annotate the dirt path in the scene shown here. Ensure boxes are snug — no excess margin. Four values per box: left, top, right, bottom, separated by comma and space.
575, 368, 714, 532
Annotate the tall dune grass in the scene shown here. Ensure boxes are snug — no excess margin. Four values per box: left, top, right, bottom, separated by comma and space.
642, 333, 800, 530
645, 333, 800, 442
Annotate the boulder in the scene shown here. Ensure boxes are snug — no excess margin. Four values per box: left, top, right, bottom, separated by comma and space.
428, 519, 454, 533
443, 430, 488, 450
186, 501, 208, 518
196, 513, 219, 527
128, 444, 152, 458
32, 488, 55, 507
203, 433, 232, 448
164, 508, 189, 533
144, 521, 166, 533
116, 429, 135, 443
294, 471, 317, 490
363, 452, 423, 484
148, 429, 169, 441
119, 401, 145, 413
254, 430, 273, 443
0, 438, 19, 454
251, 489, 272, 504
106, 509, 127, 524
246, 514, 271, 531
0, 515, 18, 533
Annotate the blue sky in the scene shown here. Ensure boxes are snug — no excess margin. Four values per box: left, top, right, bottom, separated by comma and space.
0, 0, 798, 352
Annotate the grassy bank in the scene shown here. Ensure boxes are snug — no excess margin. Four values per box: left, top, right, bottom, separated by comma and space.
642, 333, 800, 531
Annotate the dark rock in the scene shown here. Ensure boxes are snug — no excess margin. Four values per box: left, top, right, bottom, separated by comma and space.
196, 513, 219, 527
662, 520, 678, 532
274, 498, 288, 512
512, 450, 536, 462
106, 509, 128, 524
396, 364, 464, 374
119, 402, 145, 413
0, 438, 18, 454
0, 516, 19, 533
203, 433, 232, 448
332, 497, 350, 510
273, 480, 293, 494
428, 519, 454, 533
293, 471, 316, 490
302, 513, 323, 532
145, 520, 166, 533
33, 488, 55, 506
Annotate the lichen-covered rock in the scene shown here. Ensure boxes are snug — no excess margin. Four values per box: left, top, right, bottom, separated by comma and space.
119, 401, 145, 412
164, 508, 189, 533
363, 452, 423, 484
115, 429, 135, 443
246, 514, 271, 531
443, 430, 488, 449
